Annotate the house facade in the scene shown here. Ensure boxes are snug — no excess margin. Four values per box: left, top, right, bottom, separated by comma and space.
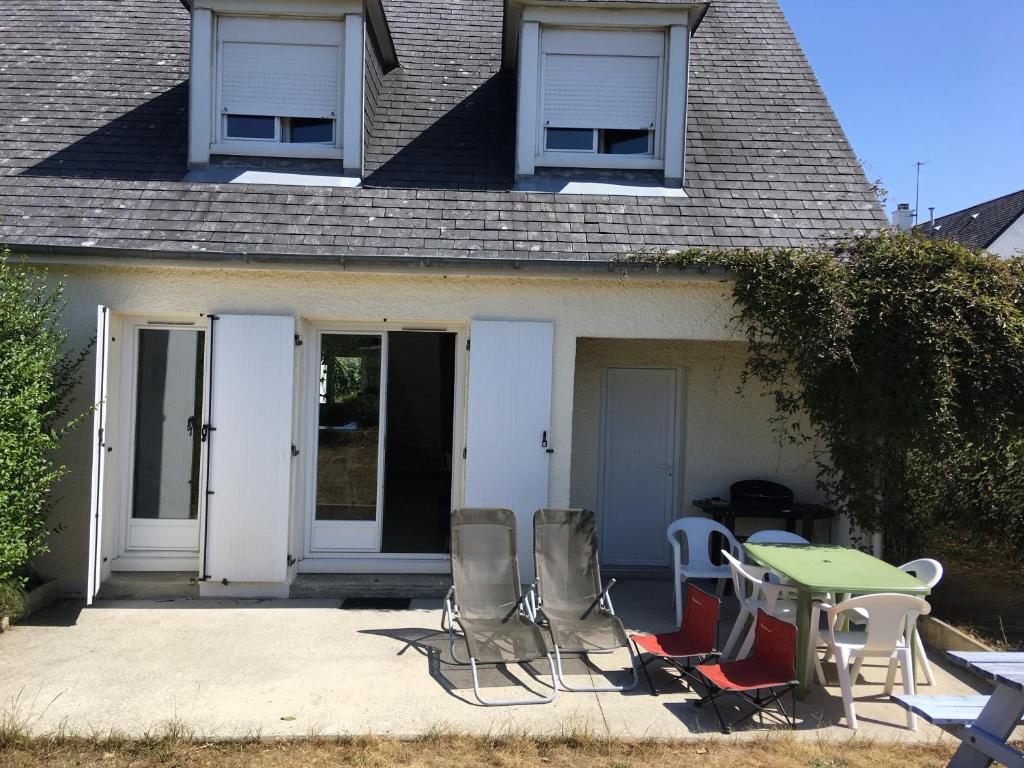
0, 0, 886, 601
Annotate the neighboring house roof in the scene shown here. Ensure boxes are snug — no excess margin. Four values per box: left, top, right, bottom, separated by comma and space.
0, 0, 886, 264
915, 188, 1024, 251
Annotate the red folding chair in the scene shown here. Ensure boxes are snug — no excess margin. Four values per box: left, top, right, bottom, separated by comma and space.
694, 609, 798, 733
629, 583, 720, 695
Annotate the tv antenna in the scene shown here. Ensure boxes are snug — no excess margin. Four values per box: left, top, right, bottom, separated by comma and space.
914, 161, 927, 225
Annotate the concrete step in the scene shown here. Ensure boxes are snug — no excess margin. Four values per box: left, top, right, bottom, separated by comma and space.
97, 572, 200, 600
289, 573, 449, 599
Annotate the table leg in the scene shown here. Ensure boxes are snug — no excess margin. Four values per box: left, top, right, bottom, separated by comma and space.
795, 587, 811, 700
948, 684, 1024, 768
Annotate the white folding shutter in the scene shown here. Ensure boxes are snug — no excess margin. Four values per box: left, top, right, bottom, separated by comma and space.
86, 306, 112, 604
220, 42, 340, 119
463, 320, 554, 579
541, 29, 663, 131
203, 315, 295, 583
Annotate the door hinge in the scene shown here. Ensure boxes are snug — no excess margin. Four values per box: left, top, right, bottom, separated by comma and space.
291, 444, 300, 457
466, 338, 470, 351
294, 334, 303, 347
287, 554, 296, 567
200, 423, 216, 443
462, 447, 467, 459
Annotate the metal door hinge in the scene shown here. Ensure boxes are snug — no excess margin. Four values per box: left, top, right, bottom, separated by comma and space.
462, 447, 467, 459
200, 424, 216, 443
466, 338, 471, 351
291, 444, 300, 457
294, 334, 303, 347
287, 554, 296, 567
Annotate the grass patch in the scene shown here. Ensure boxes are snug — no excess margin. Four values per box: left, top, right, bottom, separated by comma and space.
0, 732, 955, 768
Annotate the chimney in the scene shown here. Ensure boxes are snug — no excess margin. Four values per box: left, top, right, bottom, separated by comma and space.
892, 202, 915, 231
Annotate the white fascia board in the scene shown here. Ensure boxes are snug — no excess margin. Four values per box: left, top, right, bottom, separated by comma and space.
194, 0, 360, 15
533, 153, 664, 171
522, 6, 689, 27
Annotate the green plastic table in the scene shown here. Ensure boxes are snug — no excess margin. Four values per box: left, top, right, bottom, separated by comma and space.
743, 543, 932, 699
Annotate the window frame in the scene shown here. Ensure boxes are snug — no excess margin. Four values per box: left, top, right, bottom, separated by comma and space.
535, 26, 668, 171
210, 15, 346, 161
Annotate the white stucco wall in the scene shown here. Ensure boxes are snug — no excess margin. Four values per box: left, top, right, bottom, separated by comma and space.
569, 338, 828, 543
36, 260, 810, 593
989, 213, 1024, 258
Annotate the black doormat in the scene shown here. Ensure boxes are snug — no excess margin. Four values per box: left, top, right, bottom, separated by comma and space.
340, 597, 412, 610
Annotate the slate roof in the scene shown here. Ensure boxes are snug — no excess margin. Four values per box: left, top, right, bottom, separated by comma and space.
0, 0, 886, 263
916, 188, 1024, 251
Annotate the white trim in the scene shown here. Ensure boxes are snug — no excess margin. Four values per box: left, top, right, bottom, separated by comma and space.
189, 9, 214, 166
516, 21, 541, 176
343, 13, 364, 173
523, 7, 690, 27
210, 142, 344, 160
195, 0, 361, 13
535, 152, 663, 170
662, 24, 687, 183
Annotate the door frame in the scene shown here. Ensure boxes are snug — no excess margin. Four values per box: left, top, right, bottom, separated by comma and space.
298, 320, 466, 570
114, 315, 211, 571
596, 365, 685, 567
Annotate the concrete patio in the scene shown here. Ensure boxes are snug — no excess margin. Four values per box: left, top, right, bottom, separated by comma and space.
0, 580, 991, 742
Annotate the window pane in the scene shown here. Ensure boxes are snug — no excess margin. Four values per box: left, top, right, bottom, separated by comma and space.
132, 329, 206, 521
601, 129, 652, 155
289, 118, 334, 144
316, 335, 382, 522
225, 114, 276, 140
545, 127, 595, 152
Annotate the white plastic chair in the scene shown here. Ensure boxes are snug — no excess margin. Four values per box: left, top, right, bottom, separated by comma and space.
667, 517, 741, 627
897, 558, 943, 685
811, 593, 931, 730
747, 529, 810, 545
720, 549, 798, 659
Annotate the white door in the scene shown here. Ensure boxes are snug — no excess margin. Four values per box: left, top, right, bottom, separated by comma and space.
86, 307, 112, 604
203, 315, 295, 583
598, 368, 679, 567
463, 320, 554, 579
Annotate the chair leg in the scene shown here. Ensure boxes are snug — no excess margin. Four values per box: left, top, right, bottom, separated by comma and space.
674, 576, 684, 627
850, 657, 864, 683
714, 578, 726, 598
737, 616, 757, 660
553, 644, 640, 693
721, 607, 750, 659
468, 654, 558, 707
814, 643, 828, 686
835, 648, 858, 730
884, 657, 898, 693
897, 648, 917, 731
914, 631, 935, 686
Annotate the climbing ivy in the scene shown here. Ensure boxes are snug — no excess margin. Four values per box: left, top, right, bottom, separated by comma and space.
622, 231, 1024, 562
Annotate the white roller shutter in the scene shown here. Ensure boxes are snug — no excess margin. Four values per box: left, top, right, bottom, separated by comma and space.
541, 29, 663, 130
202, 315, 295, 584
218, 18, 342, 119
86, 307, 112, 604
464, 320, 554, 580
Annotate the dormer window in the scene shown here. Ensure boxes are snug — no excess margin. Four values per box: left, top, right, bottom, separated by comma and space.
215, 18, 342, 153
539, 29, 664, 163
506, 2, 708, 188
186, 0, 398, 177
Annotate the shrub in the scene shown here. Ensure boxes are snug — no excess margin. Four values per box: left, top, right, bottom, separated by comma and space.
0, 252, 87, 589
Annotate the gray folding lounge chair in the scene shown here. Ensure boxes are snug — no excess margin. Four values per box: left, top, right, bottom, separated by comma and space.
533, 508, 639, 692
443, 507, 557, 706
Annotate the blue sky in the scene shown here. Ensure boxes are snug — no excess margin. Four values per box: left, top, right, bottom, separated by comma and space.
778, 1, 1024, 222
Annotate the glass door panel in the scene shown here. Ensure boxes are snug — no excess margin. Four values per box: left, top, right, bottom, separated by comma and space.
126, 327, 205, 551
310, 334, 383, 551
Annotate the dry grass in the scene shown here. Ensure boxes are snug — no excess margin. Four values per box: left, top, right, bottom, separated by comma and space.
0, 728, 956, 768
